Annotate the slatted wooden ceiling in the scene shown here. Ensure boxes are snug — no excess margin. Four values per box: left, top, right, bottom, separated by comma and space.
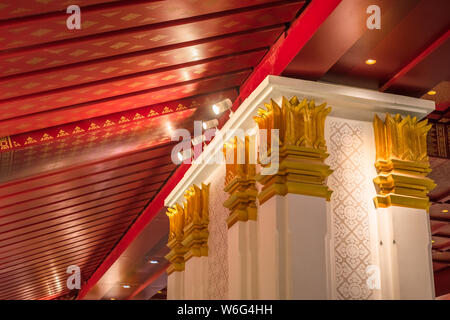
0, 0, 307, 299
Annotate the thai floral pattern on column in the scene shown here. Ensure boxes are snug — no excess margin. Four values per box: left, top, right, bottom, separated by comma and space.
206, 165, 229, 299
326, 120, 373, 300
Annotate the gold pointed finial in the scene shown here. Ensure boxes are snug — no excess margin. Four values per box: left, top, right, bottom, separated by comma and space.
253, 96, 333, 204
373, 113, 435, 211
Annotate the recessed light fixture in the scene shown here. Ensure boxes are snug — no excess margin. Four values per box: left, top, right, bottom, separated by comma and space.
122, 284, 131, 289
110, 298, 116, 300
202, 119, 219, 130
149, 260, 159, 264
442, 209, 448, 213
365, 59, 376, 65
427, 90, 437, 95
212, 98, 232, 115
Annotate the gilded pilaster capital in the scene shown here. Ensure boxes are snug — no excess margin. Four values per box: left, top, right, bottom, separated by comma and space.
165, 204, 187, 275
223, 136, 258, 228
373, 113, 436, 211
181, 183, 210, 261
253, 96, 333, 204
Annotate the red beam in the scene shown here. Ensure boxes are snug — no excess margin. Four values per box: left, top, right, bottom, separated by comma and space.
126, 264, 169, 300
76, 0, 341, 300
231, 0, 342, 111
436, 101, 450, 112
379, 29, 450, 92
76, 163, 190, 300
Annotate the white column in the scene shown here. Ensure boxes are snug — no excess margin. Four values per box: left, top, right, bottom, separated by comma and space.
183, 257, 208, 299
377, 206, 435, 299
228, 220, 258, 299
167, 271, 185, 300
257, 194, 328, 299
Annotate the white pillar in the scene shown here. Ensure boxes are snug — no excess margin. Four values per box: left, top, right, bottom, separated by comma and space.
228, 220, 258, 299
167, 271, 185, 300
377, 206, 435, 299
183, 256, 208, 299
257, 194, 328, 299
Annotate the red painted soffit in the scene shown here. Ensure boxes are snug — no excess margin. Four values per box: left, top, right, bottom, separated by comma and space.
76, 0, 342, 300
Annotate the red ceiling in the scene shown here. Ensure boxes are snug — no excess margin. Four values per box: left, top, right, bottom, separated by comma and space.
0, 0, 307, 300
1, 0, 448, 300
283, 0, 450, 99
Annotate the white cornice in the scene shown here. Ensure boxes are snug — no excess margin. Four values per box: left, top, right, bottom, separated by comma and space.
164, 75, 434, 207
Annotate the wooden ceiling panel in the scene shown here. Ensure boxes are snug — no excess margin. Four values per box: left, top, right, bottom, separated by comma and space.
0, 0, 121, 20
0, 174, 168, 220
0, 222, 128, 264
0, 2, 300, 77
0, 146, 176, 197
0, 165, 171, 208
0, 0, 307, 300
0, 0, 282, 50
0, 50, 265, 120
0, 207, 143, 254
0, 27, 282, 100
0, 70, 248, 136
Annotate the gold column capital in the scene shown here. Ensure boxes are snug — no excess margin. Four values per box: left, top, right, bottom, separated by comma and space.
223, 136, 258, 228
165, 183, 210, 273
165, 203, 187, 275
253, 96, 333, 204
373, 113, 436, 211
182, 183, 210, 261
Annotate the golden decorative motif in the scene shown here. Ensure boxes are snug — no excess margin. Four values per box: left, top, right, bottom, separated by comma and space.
162, 106, 173, 114
165, 183, 210, 274
148, 109, 159, 117
182, 183, 210, 261
223, 136, 258, 228
253, 96, 333, 204
133, 113, 144, 120
0, 136, 12, 150
176, 104, 187, 111
56, 129, 69, 137
103, 120, 115, 127
88, 123, 100, 131
24, 136, 37, 145
118, 116, 130, 124
40, 133, 53, 141
373, 113, 436, 211
165, 204, 187, 275
72, 126, 85, 134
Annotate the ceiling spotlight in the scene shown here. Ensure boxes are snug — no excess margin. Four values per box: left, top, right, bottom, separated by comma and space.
122, 284, 131, 289
149, 260, 159, 264
365, 59, 376, 65
167, 123, 173, 131
212, 98, 233, 115
427, 90, 437, 95
177, 149, 192, 162
110, 298, 116, 300
202, 119, 219, 130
